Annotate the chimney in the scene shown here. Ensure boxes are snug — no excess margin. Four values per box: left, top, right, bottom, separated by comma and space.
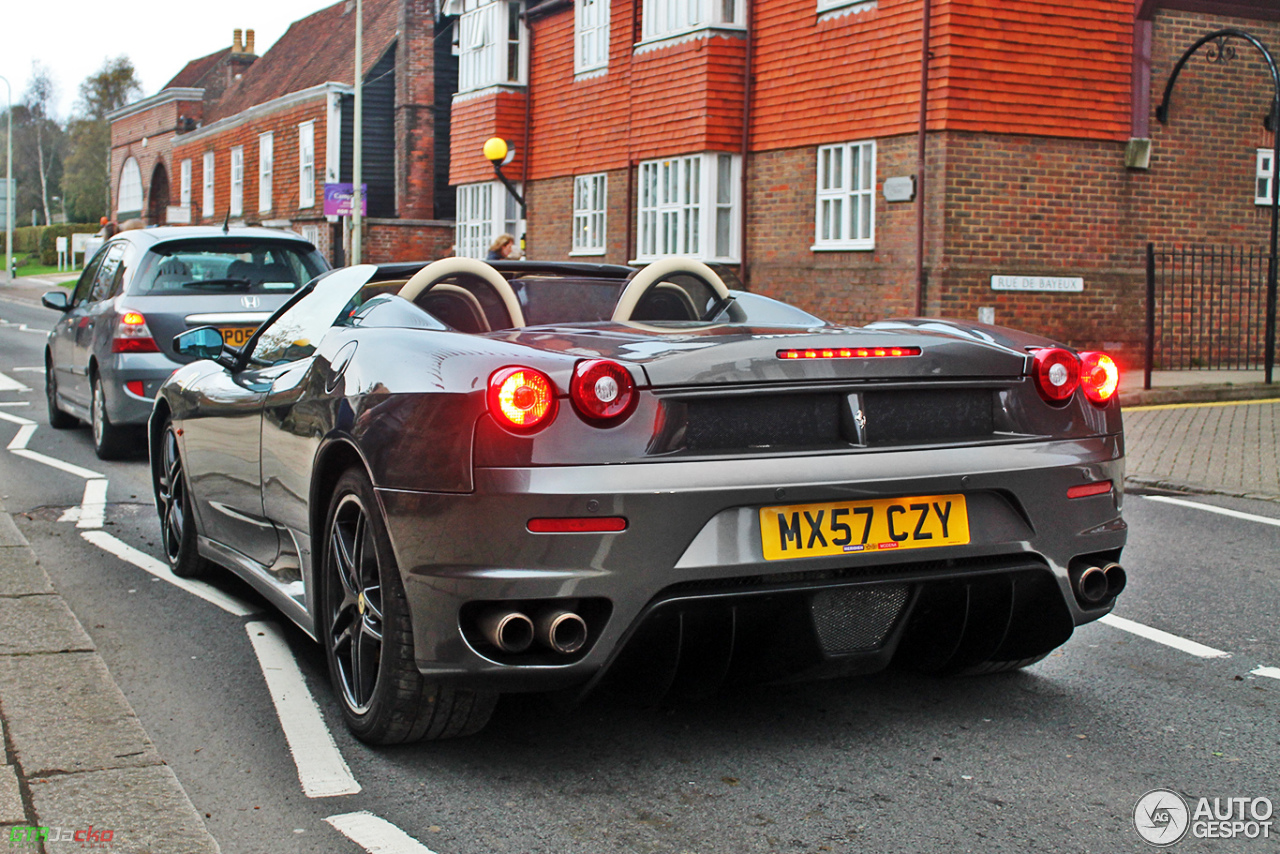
233, 29, 244, 53
245, 29, 255, 55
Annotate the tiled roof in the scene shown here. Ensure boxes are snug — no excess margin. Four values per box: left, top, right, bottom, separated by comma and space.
209, 0, 400, 121
165, 48, 231, 90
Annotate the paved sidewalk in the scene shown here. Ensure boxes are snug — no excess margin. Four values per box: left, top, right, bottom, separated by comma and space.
0, 501, 220, 853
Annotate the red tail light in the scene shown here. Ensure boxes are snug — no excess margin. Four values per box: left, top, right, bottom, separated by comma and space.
527, 517, 628, 533
112, 310, 160, 354
1031, 348, 1079, 403
487, 367, 557, 432
570, 360, 637, 426
777, 347, 921, 359
1079, 351, 1119, 405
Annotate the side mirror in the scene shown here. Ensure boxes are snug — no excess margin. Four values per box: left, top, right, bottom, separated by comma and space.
174, 327, 225, 361
41, 291, 71, 312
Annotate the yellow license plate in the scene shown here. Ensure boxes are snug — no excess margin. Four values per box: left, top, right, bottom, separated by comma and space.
219, 326, 255, 348
759, 494, 969, 560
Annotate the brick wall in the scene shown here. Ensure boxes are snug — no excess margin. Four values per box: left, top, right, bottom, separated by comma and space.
525, 167, 630, 261
449, 91, 530, 186
171, 97, 329, 227
363, 219, 456, 262
110, 97, 203, 220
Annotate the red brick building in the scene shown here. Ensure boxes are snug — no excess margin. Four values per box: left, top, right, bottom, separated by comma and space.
446, 0, 1280, 365
109, 0, 456, 263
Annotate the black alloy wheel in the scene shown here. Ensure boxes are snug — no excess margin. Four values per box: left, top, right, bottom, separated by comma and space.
154, 421, 212, 579
322, 468, 497, 743
45, 358, 77, 429
327, 489, 385, 716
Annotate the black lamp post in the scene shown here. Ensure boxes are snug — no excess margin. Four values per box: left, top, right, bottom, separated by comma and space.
1155, 28, 1279, 384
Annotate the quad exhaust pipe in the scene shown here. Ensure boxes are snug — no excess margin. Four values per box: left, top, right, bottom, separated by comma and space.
477, 606, 589, 655
1070, 560, 1127, 606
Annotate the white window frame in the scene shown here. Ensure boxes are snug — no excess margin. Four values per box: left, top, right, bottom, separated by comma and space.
812, 139, 876, 251
202, 151, 215, 217
230, 147, 244, 216
1256, 148, 1275, 206
457, 0, 527, 93
636, 152, 740, 263
571, 173, 608, 255
258, 133, 274, 213
575, 0, 610, 74
301, 223, 320, 247
816, 0, 875, 15
180, 159, 192, 208
299, 121, 316, 208
118, 157, 143, 215
641, 0, 744, 42
455, 181, 522, 259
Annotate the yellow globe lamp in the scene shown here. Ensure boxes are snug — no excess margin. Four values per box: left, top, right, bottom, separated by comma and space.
483, 137, 509, 164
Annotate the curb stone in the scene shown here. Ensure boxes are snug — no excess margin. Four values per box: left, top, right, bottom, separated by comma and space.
0, 499, 219, 853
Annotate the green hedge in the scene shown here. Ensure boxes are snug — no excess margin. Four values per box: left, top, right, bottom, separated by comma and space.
9, 224, 101, 266
39, 224, 100, 266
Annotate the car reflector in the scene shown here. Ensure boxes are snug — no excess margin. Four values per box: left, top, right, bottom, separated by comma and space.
124, 380, 146, 397
1067, 481, 1113, 499
1079, 351, 1119, 405
1031, 348, 1079, 403
777, 347, 921, 360
487, 367, 557, 432
570, 359, 637, 425
527, 517, 628, 533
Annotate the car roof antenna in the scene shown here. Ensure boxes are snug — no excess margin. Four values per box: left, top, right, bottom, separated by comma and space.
222, 208, 231, 234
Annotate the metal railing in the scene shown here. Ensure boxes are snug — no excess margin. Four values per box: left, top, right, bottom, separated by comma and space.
1144, 243, 1278, 388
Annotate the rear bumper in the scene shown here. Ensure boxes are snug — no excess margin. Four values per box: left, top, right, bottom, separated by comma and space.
101, 353, 182, 425
377, 435, 1126, 691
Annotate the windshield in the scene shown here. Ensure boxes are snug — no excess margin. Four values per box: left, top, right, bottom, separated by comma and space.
132, 239, 327, 296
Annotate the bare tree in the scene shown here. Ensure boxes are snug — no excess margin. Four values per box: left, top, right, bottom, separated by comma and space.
23, 63, 59, 225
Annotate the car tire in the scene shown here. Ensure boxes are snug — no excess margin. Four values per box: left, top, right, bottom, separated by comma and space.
322, 467, 497, 744
153, 420, 214, 579
90, 373, 129, 460
45, 358, 78, 429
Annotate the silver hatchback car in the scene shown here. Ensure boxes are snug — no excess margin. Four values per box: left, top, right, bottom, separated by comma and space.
43, 226, 329, 458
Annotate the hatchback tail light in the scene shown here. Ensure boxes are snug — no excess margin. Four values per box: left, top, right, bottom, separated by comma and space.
570, 360, 637, 426
487, 367, 558, 433
1031, 348, 1079, 403
1078, 351, 1119, 405
112, 310, 160, 354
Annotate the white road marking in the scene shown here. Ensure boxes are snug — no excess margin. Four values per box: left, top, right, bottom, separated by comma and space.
10, 367, 44, 373
246, 621, 361, 799
1144, 495, 1280, 528
76, 479, 109, 529
81, 530, 254, 617
325, 812, 438, 854
1099, 614, 1232, 659
0, 402, 31, 407
7, 424, 36, 450
10, 448, 104, 479
0, 371, 31, 392
0, 411, 35, 427
1251, 666, 1280, 680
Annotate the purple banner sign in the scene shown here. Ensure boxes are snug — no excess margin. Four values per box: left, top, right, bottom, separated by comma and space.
323, 183, 368, 217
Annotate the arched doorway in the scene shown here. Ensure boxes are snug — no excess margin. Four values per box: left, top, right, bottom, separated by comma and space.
148, 162, 170, 225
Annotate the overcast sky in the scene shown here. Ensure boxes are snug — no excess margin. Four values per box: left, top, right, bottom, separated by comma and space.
4, 0, 335, 119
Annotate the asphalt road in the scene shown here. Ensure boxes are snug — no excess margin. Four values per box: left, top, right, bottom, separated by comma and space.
1, 293, 1278, 853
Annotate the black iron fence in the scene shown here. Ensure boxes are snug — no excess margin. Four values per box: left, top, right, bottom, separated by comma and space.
1144, 243, 1279, 388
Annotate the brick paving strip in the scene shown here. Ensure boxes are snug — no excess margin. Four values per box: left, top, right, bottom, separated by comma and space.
0, 501, 219, 853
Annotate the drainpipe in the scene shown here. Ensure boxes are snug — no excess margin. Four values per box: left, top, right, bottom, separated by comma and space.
914, 0, 931, 316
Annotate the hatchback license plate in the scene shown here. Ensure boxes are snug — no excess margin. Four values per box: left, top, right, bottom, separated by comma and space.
759, 494, 969, 560
219, 326, 254, 348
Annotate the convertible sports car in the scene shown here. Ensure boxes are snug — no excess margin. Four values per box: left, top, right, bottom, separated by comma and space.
151, 257, 1126, 743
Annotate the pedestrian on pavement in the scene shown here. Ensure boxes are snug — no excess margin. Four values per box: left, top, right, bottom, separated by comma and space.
487, 233, 516, 260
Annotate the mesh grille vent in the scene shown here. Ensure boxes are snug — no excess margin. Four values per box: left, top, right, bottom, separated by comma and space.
809, 585, 909, 655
